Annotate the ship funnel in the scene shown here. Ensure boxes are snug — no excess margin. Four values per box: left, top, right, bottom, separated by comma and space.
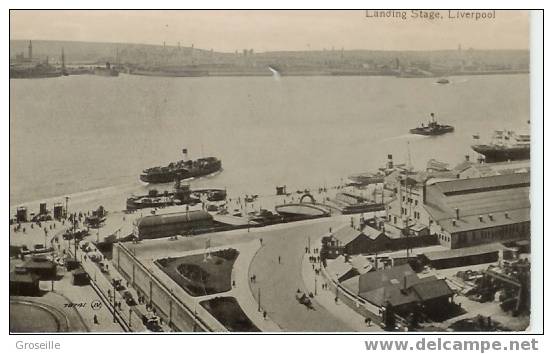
387, 154, 394, 169
182, 148, 188, 161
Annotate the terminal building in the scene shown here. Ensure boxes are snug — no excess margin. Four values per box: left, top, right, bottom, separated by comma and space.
386, 172, 530, 249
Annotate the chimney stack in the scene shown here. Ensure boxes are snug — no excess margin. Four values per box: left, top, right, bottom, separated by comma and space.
489, 214, 494, 221
479, 215, 484, 222
452, 219, 457, 226
465, 155, 470, 162
455, 208, 460, 220
505, 212, 510, 219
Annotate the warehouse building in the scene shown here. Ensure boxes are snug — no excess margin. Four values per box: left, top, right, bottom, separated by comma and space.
386, 172, 529, 249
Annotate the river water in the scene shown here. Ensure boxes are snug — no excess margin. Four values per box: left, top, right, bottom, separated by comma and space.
10, 74, 529, 210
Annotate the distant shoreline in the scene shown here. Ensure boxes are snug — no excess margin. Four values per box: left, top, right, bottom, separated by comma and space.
10, 69, 529, 79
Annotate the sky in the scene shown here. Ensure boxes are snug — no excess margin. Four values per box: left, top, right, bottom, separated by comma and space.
10, 10, 530, 52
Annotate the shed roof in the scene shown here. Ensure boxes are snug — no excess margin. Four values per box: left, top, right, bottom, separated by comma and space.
137, 210, 212, 228
22, 258, 56, 270
10, 271, 39, 284
423, 242, 506, 261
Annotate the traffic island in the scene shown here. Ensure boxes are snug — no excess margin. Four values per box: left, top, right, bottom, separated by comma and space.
155, 248, 239, 296
200, 297, 260, 332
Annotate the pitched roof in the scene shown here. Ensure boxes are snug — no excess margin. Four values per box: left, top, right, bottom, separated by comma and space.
358, 264, 416, 294
325, 256, 353, 280
430, 172, 529, 195
411, 279, 455, 301
350, 255, 372, 274
332, 225, 363, 245
423, 172, 530, 231
437, 207, 530, 233
359, 285, 420, 307
363, 226, 384, 240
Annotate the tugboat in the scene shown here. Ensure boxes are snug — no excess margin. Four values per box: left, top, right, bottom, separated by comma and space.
409, 113, 454, 136
140, 149, 222, 184
436, 78, 450, 84
471, 129, 530, 162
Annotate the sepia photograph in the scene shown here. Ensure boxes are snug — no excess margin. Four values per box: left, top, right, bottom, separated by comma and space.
8, 9, 541, 336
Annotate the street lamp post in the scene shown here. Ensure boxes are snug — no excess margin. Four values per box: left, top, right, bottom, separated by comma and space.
257, 288, 261, 312
314, 276, 317, 296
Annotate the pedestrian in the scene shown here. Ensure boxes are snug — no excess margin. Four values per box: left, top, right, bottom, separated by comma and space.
312, 264, 315, 270
278, 256, 281, 264
365, 317, 372, 327
263, 310, 267, 320
335, 296, 339, 304
305, 247, 308, 254
93, 314, 99, 324
232, 280, 236, 287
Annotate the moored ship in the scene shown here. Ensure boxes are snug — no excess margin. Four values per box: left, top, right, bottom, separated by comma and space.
409, 113, 454, 136
140, 149, 222, 184
94, 62, 119, 77
126, 180, 227, 210
347, 172, 385, 186
471, 129, 530, 162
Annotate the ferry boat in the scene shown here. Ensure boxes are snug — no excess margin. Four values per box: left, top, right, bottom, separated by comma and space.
126, 181, 227, 211
409, 113, 454, 136
140, 149, 222, 184
436, 78, 450, 84
471, 129, 530, 162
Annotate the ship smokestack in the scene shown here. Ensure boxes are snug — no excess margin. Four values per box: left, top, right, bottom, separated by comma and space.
387, 154, 393, 169
182, 148, 188, 161
465, 155, 470, 162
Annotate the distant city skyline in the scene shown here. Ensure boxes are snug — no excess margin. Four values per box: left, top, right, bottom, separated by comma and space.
10, 10, 529, 52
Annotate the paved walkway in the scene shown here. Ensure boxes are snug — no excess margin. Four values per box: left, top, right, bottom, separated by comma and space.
300, 252, 383, 332
248, 217, 357, 331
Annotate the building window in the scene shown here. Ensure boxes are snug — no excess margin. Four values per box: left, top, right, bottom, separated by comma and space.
415, 200, 418, 206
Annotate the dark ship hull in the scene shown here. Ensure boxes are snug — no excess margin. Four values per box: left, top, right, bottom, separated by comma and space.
347, 173, 385, 186
471, 145, 530, 162
140, 157, 222, 184
94, 68, 119, 77
410, 126, 454, 135
126, 187, 226, 211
